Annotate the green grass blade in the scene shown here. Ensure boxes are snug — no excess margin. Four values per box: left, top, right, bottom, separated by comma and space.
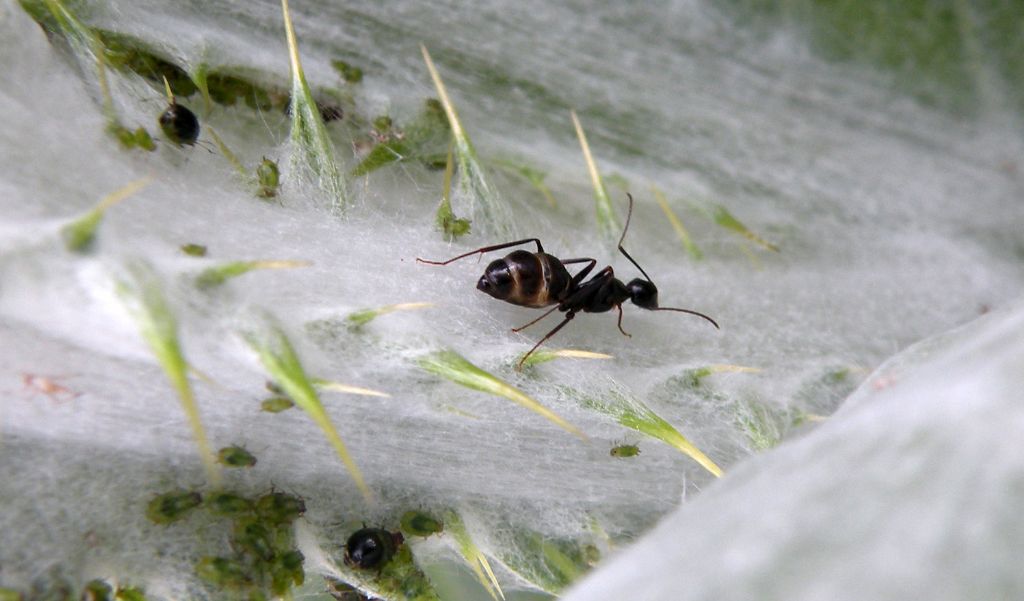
312, 380, 390, 398
436, 137, 471, 239
195, 259, 310, 289
62, 177, 151, 253
709, 204, 779, 252
651, 186, 702, 260
445, 511, 505, 601
518, 348, 612, 368
116, 263, 221, 487
205, 126, 248, 179
418, 349, 586, 440
580, 388, 722, 477
281, 0, 346, 210
41, 0, 126, 136
571, 110, 620, 242
491, 158, 558, 208
421, 45, 514, 238
346, 302, 433, 329
244, 321, 373, 504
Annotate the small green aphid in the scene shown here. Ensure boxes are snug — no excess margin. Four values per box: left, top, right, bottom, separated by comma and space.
256, 157, 280, 198
233, 519, 276, 561
80, 580, 112, 601
217, 445, 257, 468
180, 243, 207, 257
260, 396, 294, 413
266, 380, 285, 395
400, 510, 443, 537
270, 550, 305, 595
372, 115, 393, 133
330, 59, 363, 84
109, 124, 154, 152
133, 127, 156, 151
610, 443, 641, 458
114, 586, 147, 601
195, 556, 252, 590
206, 491, 255, 517
255, 491, 306, 525
146, 490, 202, 524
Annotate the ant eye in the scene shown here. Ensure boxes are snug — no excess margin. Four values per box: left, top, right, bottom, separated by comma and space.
627, 278, 658, 310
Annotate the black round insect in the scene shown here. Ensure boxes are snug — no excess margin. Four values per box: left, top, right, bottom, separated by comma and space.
159, 99, 199, 146
344, 528, 403, 569
418, 194, 719, 368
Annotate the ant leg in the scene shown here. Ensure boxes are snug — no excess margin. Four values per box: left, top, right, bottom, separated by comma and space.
512, 305, 561, 332
560, 258, 598, 288
516, 311, 577, 370
417, 239, 544, 266
615, 305, 631, 338
617, 193, 656, 283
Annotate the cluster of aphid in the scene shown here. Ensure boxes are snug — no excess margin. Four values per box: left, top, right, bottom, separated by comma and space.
146, 484, 306, 599
0, 579, 148, 601
143, 438, 445, 600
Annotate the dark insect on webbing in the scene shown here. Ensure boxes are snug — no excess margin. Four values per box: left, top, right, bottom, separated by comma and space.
158, 76, 199, 146
418, 194, 719, 368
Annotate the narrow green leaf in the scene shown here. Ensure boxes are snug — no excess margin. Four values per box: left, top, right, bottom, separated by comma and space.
651, 186, 702, 260
62, 176, 151, 253
708, 204, 779, 252
579, 388, 722, 477
205, 126, 248, 179
116, 263, 220, 487
491, 158, 558, 208
195, 259, 310, 289
244, 321, 373, 504
421, 45, 514, 237
281, 0, 346, 209
419, 349, 586, 440
518, 348, 613, 368
571, 110, 620, 242
313, 379, 390, 398
346, 302, 433, 329
446, 511, 505, 601
436, 137, 471, 239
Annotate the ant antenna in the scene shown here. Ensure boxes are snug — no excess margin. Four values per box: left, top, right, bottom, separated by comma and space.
619, 194, 720, 330
618, 193, 654, 283
653, 306, 720, 329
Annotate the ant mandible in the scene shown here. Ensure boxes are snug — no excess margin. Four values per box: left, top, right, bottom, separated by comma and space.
417, 193, 719, 369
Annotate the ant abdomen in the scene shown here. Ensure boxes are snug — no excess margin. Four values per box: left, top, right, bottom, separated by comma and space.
477, 250, 571, 308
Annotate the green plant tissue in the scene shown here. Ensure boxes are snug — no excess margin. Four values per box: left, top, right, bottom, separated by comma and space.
1, 0, 1023, 599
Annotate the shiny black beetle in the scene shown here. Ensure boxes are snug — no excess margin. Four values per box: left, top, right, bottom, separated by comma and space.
418, 194, 719, 367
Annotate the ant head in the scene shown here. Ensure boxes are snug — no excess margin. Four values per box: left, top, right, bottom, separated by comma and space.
477, 259, 514, 300
626, 278, 659, 310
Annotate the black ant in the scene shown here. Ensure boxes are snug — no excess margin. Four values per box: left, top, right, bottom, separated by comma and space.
418, 194, 719, 368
